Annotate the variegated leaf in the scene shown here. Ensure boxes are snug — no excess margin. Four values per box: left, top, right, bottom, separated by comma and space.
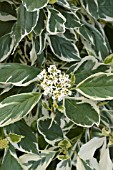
78, 24, 110, 60
62, 11, 81, 29
34, 30, 47, 55
0, 12, 16, 22
64, 97, 100, 127
80, 0, 113, 22
0, 33, 14, 62
19, 150, 56, 170
5, 120, 39, 154
0, 145, 23, 170
37, 117, 64, 145
56, 159, 71, 170
76, 73, 113, 100
22, 0, 49, 11
34, 9, 45, 36
57, 0, 71, 9
46, 8, 66, 34
0, 63, 40, 86
47, 35, 80, 62
0, 92, 41, 127
67, 56, 108, 84
13, 4, 39, 50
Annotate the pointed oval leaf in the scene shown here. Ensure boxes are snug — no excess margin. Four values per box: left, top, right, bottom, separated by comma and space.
0, 33, 14, 62
37, 117, 64, 145
64, 97, 100, 127
46, 8, 66, 34
19, 151, 56, 170
13, 4, 39, 49
5, 120, 39, 154
0, 92, 41, 127
48, 35, 80, 62
62, 11, 81, 29
80, 0, 113, 21
0, 145, 23, 170
22, 0, 49, 11
76, 73, 113, 100
0, 63, 40, 86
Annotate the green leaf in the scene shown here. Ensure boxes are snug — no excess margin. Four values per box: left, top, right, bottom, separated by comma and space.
68, 56, 108, 84
76, 73, 113, 100
19, 150, 56, 170
34, 9, 45, 36
80, 0, 113, 21
46, 8, 66, 34
13, 4, 39, 49
104, 53, 113, 65
0, 63, 40, 86
0, 145, 23, 170
34, 29, 46, 55
62, 11, 81, 29
0, 92, 41, 127
48, 35, 80, 62
5, 120, 39, 153
58, 139, 72, 149
37, 117, 64, 145
66, 125, 83, 140
22, 0, 49, 11
0, 33, 14, 62
64, 97, 100, 127
8, 133, 24, 143
78, 24, 110, 59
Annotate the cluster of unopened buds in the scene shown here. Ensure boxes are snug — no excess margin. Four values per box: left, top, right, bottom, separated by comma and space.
38, 65, 72, 101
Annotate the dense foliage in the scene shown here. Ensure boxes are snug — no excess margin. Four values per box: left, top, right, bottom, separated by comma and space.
0, 0, 113, 169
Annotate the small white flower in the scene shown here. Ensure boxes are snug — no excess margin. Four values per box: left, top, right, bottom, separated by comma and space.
39, 65, 72, 101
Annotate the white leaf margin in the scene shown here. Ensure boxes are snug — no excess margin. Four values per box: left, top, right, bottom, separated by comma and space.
46, 7, 66, 35
76, 72, 113, 101
22, 0, 49, 12
63, 96, 100, 128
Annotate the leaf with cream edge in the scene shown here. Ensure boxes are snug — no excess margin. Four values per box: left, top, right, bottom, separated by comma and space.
67, 55, 108, 84
19, 150, 56, 170
5, 120, 39, 154
56, 159, 72, 170
0, 63, 40, 86
47, 35, 80, 62
22, 0, 49, 12
76, 73, 113, 100
37, 117, 64, 145
0, 145, 23, 170
0, 33, 15, 62
56, 0, 71, 9
13, 4, 39, 50
46, 8, 66, 34
80, 0, 113, 22
0, 92, 41, 127
64, 97, 100, 127
62, 11, 81, 29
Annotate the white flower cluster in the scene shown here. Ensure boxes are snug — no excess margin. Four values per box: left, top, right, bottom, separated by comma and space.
38, 65, 72, 101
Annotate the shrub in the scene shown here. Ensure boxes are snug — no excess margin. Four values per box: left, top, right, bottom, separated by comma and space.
0, 0, 113, 169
